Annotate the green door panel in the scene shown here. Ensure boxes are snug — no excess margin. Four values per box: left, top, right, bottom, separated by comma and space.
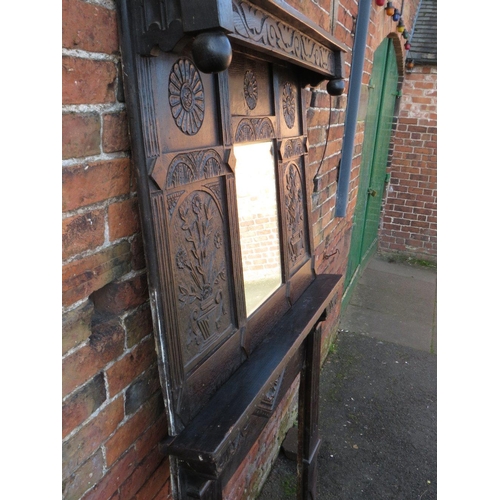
345, 38, 399, 294
361, 40, 398, 258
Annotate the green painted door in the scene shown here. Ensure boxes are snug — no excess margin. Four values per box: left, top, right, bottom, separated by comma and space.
345, 37, 399, 293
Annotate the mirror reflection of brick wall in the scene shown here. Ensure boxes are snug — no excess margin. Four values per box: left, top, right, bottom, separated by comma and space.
234, 141, 282, 314
238, 209, 281, 282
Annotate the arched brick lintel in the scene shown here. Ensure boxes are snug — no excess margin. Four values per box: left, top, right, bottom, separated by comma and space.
387, 32, 406, 76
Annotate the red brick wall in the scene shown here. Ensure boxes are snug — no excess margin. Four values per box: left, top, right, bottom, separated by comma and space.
379, 65, 437, 260
62, 1, 171, 498
62, 1, 421, 499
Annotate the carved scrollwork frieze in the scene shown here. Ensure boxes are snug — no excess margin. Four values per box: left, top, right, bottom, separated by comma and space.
214, 419, 252, 473
167, 149, 223, 189
231, 0, 336, 77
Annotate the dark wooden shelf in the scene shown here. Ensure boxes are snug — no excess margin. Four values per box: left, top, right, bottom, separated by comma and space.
161, 273, 341, 477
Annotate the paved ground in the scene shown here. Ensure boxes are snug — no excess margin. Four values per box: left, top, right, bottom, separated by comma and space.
258, 254, 437, 499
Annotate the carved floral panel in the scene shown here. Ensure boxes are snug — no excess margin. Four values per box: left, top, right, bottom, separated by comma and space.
284, 162, 307, 268
171, 189, 233, 368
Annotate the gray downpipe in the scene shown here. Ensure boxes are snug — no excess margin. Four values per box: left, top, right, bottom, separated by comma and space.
335, 0, 372, 217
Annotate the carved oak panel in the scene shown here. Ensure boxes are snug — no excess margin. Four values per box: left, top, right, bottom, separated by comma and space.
283, 161, 309, 273
170, 188, 234, 371
275, 66, 302, 138
151, 52, 221, 152
228, 51, 273, 116
117, 0, 343, 494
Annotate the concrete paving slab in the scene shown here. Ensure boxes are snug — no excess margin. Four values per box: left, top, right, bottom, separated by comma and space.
366, 256, 437, 284
349, 271, 435, 324
341, 305, 433, 352
258, 332, 437, 500
341, 256, 436, 352
258, 254, 437, 499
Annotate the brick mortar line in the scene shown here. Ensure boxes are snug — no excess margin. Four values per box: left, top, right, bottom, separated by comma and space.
63, 102, 126, 114
310, 0, 330, 17
116, 268, 148, 284
83, 0, 116, 10
97, 395, 163, 483
306, 106, 338, 112
62, 150, 130, 167
335, 20, 351, 33
104, 333, 153, 379
308, 152, 340, 168
320, 212, 341, 235
62, 391, 122, 446
99, 112, 106, 157
62, 47, 120, 62
103, 199, 111, 246
308, 123, 343, 131
62, 337, 92, 361
63, 296, 90, 315
62, 234, 143, 269
62, 192, 134, 221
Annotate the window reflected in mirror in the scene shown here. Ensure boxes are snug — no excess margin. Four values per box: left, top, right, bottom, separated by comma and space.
234, 142, 282, 316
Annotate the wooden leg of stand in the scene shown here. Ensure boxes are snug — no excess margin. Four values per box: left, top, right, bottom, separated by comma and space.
179, 466, 222, 500
297, 327, 322, 500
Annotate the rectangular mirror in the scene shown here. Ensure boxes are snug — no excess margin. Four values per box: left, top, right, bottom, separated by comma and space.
234, 142, 282, 316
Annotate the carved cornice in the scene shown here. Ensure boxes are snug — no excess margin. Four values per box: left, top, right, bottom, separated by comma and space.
127, 0, 344, 82
230, 0, 340, 78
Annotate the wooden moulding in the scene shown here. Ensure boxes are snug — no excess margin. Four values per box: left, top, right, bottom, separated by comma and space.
241, 0, 348, 53
230, 0, 345, 80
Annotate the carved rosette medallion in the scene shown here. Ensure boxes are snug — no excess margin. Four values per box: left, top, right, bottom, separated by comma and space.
169, 59, 205, 135
173, 191, 231, 363
243, 70, 258, 110
282, 83, 295, 129
285, 164, 305, 265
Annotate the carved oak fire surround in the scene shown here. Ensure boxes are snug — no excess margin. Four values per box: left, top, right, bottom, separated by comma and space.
117, 1, 346, 498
